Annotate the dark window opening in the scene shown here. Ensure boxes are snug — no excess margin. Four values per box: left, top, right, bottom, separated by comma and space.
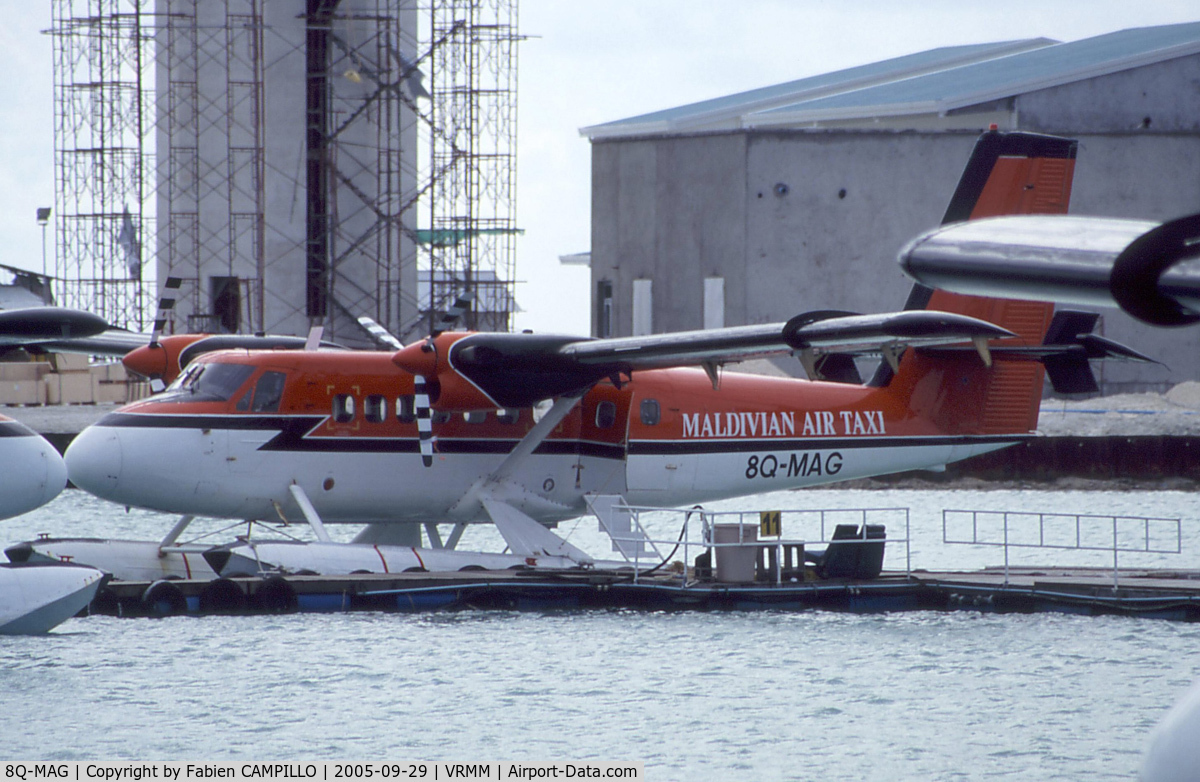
210, 276, 241, 333
165, 362, 255, 403
595, 400, 617, 429
596, 279, 613, 338
364, 394, 387, 423
432, 410, 452, 424
250, 371, 287, 413
332, 394, 355, 423
640, 399, 660, 426
397, 395, 416, 423
497, 409, 519, 424
465, 411, 487, 424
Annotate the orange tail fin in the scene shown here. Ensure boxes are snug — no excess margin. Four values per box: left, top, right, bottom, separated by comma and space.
889, 130, 1077, 435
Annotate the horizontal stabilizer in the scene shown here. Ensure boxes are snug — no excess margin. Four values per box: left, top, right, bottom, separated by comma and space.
919, 308, 1156, 395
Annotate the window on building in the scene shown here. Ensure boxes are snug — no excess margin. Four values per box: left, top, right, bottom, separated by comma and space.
704, 276, 725, 330
596, 279, 613, 338
632, 279, 653, 336
210, 276, 241, 333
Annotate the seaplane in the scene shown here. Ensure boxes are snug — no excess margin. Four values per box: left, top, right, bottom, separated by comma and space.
0, 307, 109, 633
19, 129, 1161, 580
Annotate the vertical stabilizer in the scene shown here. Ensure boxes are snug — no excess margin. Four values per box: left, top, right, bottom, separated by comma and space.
887, 131, 1077, 435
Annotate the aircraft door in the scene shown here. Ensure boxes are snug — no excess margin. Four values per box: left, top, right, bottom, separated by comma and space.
625, 393, 696, 496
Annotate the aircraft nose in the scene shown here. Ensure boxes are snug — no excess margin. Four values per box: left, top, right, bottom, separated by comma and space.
64, 424, 123, 500
0, 430, 67, 519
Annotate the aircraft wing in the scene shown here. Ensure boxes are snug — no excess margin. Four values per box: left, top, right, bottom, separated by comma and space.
899, 212, 1200, 326
397, 309, 1014, 409
0, 307, 111, 349
32, 328, 150, 357
559, 310, 1014, 369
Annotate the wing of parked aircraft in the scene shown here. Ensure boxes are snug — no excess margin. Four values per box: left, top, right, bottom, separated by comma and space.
899, 211, 1200, 327
391, 309, 1015, 411
0, 306, 109, 349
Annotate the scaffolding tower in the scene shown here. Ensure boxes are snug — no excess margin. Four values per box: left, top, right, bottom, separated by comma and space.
422, 0, 520, 336
51, 0, 520, 340
51, 0, 155, 331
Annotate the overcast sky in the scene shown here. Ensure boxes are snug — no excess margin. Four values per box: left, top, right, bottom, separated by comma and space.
1, 1, 1196, 335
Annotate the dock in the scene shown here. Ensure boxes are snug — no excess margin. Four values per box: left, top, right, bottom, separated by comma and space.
84, 566, 1200, 621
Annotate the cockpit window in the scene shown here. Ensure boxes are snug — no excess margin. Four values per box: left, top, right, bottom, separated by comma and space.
250, 371, 287, 413
162, 362, 255, 403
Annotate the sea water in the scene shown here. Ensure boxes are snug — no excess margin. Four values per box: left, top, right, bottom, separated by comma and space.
2, 488, 1199, 781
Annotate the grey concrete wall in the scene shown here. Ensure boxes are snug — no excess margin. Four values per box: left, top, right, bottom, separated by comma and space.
591, 134, 747, 336
590, 55, 1200, 392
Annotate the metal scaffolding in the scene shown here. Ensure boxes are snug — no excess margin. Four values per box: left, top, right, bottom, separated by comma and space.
51, 0, 155, 331
51, 0, 520, 341
422, 0, 520, 336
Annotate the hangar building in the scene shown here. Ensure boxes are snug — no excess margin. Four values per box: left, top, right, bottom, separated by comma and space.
581, 22, 1200, 393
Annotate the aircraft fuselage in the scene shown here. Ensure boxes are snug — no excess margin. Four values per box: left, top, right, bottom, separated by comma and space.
64, 349, 1021, 526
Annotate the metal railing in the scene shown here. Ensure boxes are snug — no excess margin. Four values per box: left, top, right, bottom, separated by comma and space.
588, 498, 910, 586
942, 509, 1182, 588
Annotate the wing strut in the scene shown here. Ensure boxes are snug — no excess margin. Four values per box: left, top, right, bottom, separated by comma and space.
289, 483, 332, 543
481, 498, 592, 563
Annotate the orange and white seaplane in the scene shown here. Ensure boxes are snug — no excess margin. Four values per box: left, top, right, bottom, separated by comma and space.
12, 130, 1155, 580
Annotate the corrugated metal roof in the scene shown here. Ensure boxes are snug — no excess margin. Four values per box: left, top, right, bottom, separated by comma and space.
750, 22, 1200, 127
580, 39, 1054, 139
582, 22, 1200, 139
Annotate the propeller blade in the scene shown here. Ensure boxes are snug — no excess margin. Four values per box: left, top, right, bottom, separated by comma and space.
356, 315, 403, 350
414, 374, 435, 467
149, 277, 182, 348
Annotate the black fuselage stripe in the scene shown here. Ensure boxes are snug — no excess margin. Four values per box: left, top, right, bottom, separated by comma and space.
626, 435, 1027, 455
93, 413, 1024, 458
94, 413, 626, 459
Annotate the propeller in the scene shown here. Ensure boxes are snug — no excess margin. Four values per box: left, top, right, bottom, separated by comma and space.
408, 291, 474, 467
140, 276, 183, 392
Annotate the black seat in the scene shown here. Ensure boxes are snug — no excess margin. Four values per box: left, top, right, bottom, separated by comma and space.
805, 523, 886, 579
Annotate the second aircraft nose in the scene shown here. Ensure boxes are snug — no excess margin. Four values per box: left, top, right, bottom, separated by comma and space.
64, 424, 123, 501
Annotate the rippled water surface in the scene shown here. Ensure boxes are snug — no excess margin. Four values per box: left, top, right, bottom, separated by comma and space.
3, 489, 1200, 780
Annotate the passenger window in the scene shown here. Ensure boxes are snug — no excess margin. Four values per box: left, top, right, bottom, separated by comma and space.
332, 394, 355, 423
640, 399, 660, 426
397, 395, 416, 423
235, 389, 251, 412
432, 410, 452, 424
464, 411, 487, 424
595, 400, 617, 429
364, 394, 387, 423
250, 371, 287, 413
496, 409, 519, 424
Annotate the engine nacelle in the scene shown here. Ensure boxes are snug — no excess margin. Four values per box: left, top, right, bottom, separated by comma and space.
899, 211, 1200, 327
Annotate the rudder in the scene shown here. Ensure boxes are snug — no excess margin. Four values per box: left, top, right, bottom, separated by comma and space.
889, 130, 1078, 435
